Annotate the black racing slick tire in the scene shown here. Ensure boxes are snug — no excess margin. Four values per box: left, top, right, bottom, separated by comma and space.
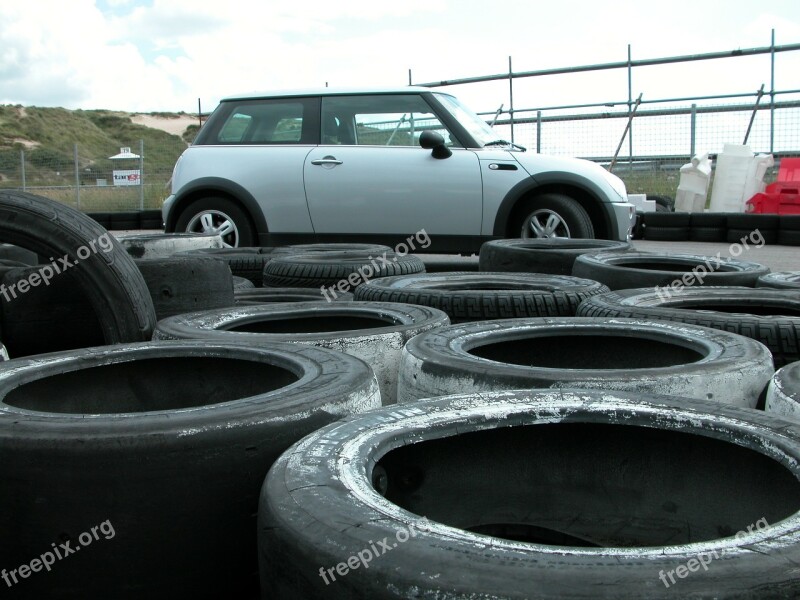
478, 238, 632, 275
766, 360, 800, 422
235, 287, 354, 305
0, 190, 156, 346
0, 340, 380, 600
153, 302, 450, 405
397, 317, 773, 407
259, 389, 800, 599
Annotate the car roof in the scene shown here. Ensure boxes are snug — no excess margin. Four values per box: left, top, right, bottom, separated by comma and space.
220, 86, 446, 101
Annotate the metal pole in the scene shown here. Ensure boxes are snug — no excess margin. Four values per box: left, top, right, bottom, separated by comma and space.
508, 56, 515, 144
690, 103, 697, 157
770, 29, 776, 153
408, 69, 412, 86
198, 98, 202, 129
627, 44, 633, 170
743, 84, 765, 144
20, 150, 26, 191
610, 93, 642, 171
74, 143, 80, 209
536, 110, 542, 153
139, 139, 144, 210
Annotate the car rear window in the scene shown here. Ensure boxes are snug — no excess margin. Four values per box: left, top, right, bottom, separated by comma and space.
195, 97, 319, 145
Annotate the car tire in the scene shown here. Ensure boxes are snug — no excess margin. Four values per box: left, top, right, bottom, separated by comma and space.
642, 225, 690, 241
263, 251, 425, 290
179, 247, 276, 285
571, 251, 770, 290
1, 267, 104, 356
232, 275, 256, 290
0, 243, 38, 264
262, 244, 394, 285
779, 216, 800, 246
235, 287, 353, 305
397, 317, 772, 407
0, 340, 380, 600
259, 389, 800, 599
689, 226, 727, 242
757, 271, 800, 290
153, 302, 450, 405
354, 272, 609, 321
577, 286, 800, 367
117, 232, 224, 259
0, 190, 156, 347
766, 360, 800, 422
135, 256, 235, 320
517, 193, 594, 239
478, 238, 632, 275
175, 196, 256, 248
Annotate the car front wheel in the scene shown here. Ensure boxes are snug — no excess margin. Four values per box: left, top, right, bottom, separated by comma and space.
518, 193, 594, 239
175, 197, 255, 248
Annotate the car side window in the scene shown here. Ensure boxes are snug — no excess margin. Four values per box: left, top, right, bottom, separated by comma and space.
321, 95, 454, 147
200, 97, 319, 145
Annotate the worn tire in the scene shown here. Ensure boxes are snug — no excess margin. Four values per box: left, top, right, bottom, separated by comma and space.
757, 271, 800, 290
478, 238, 632, 275
235, 287, 353, 305
577, 287, 800, 367
263, 251, 425, 290
397, 317, 772, 407
354, 272, 609, 321
1, 267, 104, 356
572, 251, 770, 290
0, 340, 380, 600
116, 232, 224, 259
689, 227, 727, 242
135, 256, 235, 319
179, 247, 276, 285
259, 389, 800, 599
643, 226, 689, 241
0, 191, 156, 346
766, 360, 800, 421
232, 275, 255, 290
154, 302, 450, 405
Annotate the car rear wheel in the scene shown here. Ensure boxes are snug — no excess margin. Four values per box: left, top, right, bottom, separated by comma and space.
175, 197, 255, 248
518, 193, 594, 239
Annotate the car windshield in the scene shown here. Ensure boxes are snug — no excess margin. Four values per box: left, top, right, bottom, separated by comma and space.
434, 93, 499, 148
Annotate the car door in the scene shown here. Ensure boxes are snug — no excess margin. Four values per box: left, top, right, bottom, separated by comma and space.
303, 94, 483, 236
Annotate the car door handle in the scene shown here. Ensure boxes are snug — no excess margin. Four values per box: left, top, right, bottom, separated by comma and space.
310, 157, 343, 166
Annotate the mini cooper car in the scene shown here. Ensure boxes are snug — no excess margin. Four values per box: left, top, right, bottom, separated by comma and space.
163, 87, 634, 251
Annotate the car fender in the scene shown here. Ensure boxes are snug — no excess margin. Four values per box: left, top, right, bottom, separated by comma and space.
165, 177, 269, 234
491, 171, 616, 237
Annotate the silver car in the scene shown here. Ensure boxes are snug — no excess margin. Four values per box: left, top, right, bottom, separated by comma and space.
163, 87, 634, 251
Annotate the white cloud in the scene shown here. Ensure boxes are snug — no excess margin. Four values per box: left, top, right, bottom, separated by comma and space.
0, 0, 797, 113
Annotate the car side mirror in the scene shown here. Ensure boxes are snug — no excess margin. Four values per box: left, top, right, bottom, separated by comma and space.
419, 131, 452, 159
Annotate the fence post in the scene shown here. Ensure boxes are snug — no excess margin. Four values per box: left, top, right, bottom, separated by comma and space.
627, 44, 633, 171
20, 150, 26, 191
139, 139, 145, 210
536, 111, 542, 153
508, 56, 515, 144
74, 143, 80, 209
690, 103, 697, 157
770, 29, 776, 153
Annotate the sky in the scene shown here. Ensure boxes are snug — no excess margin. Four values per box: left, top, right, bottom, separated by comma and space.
1, 0, 799, 117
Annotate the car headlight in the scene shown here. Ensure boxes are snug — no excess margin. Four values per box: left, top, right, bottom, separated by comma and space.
604, 171, 628, 202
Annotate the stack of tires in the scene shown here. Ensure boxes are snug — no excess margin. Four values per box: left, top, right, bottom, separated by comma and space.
3, 190, 800, 599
